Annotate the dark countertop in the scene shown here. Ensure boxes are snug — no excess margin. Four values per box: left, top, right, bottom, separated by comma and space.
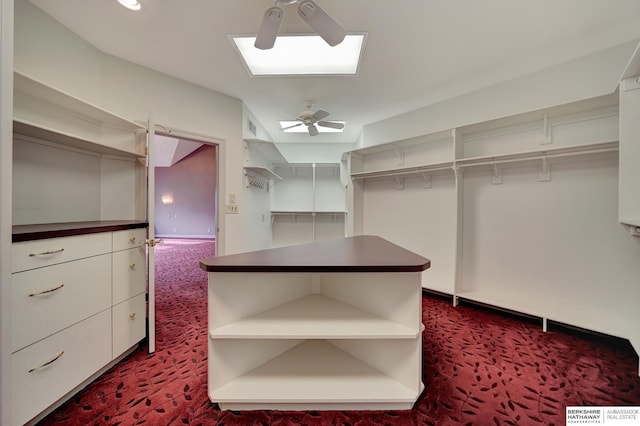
12, 220, 148, 242
200, 235, 430, 273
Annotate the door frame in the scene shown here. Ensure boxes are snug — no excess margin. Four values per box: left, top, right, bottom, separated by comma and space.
147, 123, 224, 353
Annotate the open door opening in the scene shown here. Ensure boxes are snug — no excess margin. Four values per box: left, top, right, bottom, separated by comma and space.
146, 124, 220, 354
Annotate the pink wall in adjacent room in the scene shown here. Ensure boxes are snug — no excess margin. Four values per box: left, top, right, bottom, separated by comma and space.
155, 144, 217, 238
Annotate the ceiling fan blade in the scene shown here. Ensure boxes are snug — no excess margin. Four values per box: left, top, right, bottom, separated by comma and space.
280, 122, 303, 131
254, 6, 283, 50
312, 109, 330, 121
317, 121, 344, 129
298, 0, 346, 47
308, 124, 319, 136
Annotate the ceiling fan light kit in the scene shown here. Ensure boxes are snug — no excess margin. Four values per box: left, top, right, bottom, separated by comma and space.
255, 0, 346, 50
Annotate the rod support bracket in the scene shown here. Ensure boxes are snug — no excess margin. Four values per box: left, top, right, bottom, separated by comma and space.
491, 161, 503, 185
538, 155, 551, 182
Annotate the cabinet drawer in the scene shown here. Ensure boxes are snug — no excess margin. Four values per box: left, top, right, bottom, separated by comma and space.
12, 232, 111, 273
113, 246, 146, 304
113, 228, 147, 252
12, 310, 112, 426
12, 254, 111, 352
113, 293, 146, 358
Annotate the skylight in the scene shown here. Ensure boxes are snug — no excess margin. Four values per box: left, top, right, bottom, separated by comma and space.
232, 34, 365, 76
279, 121, 345, 133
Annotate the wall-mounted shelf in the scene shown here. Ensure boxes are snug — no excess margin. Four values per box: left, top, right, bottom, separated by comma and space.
14, 120, 145, 159
244, 166, 282, 180
349, 94, 620, 187
243, 138, 287, 164
243, 166, 282, 191
14, 72, 146, 156
271, 211, 346, 220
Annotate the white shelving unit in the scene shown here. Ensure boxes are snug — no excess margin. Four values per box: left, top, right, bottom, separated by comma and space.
243, 138, 285, 191
243, 140, 347, 245
201, 235, 429, 411
619, 43, 640, 230
347, 92, 640, 364
11, 72, 149, 425
270, 162, 347, 246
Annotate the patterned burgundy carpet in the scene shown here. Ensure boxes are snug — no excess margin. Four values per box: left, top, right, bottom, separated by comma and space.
38, 239, 640, 425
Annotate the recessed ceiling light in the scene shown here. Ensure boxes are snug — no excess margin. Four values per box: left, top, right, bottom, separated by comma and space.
279, 121, 345, 133
117, 0, 143, 11
231, 34, 366, 76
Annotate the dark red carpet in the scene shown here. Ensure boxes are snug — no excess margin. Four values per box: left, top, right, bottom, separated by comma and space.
38, 239, 640, 425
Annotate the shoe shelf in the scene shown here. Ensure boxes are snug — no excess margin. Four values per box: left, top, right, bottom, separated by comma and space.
209, 293, 419, 339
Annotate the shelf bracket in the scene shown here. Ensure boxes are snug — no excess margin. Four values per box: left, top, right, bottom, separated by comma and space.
419, 172, 432, 189
491, 161, 503, 185
542, 112, 552, 145
394, 176, 405, 190
538, 156, 551, 182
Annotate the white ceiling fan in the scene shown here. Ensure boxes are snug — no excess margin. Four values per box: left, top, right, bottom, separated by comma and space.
255, 0, 346, 50
281, 102, 345, 136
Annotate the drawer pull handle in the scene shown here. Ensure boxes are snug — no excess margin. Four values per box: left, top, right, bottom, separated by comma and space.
28, 351, 64, 373
28, 284, 64, 297
129, 313, 136, 319
129, 263, 136, 269
29, 248, 64, 257
129, 236, 136, 242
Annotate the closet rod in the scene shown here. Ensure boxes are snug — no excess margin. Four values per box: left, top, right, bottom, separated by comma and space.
351, 165, 454, 180
456, 146, 618, 169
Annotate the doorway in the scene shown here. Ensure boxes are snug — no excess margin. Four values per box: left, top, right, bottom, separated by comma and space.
153, 133, 218, 245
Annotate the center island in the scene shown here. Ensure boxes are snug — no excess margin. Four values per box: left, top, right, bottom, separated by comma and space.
200, 235, 430, 411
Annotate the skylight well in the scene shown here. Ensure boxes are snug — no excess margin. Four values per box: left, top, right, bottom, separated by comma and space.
232, 34, 365, 76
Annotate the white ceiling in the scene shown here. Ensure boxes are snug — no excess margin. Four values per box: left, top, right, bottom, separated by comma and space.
29, 0, 640, 144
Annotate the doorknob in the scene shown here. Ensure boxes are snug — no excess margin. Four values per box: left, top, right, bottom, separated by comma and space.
144, 239, 164, 247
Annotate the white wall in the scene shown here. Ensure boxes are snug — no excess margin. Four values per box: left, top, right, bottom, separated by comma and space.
13, 0, 256, 255
362, 172, 457, 294
459, 154, 640, 338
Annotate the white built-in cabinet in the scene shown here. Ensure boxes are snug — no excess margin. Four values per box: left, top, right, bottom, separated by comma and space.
11, 72, 148, 426
201, 235, 428, 410
244, 139, 346, 246
348, 92, 640, 357
11, 228, 147, 426
619, 43, 640, 232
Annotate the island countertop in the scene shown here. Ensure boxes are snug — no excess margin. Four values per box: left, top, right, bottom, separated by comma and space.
199, 235, 430, 273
